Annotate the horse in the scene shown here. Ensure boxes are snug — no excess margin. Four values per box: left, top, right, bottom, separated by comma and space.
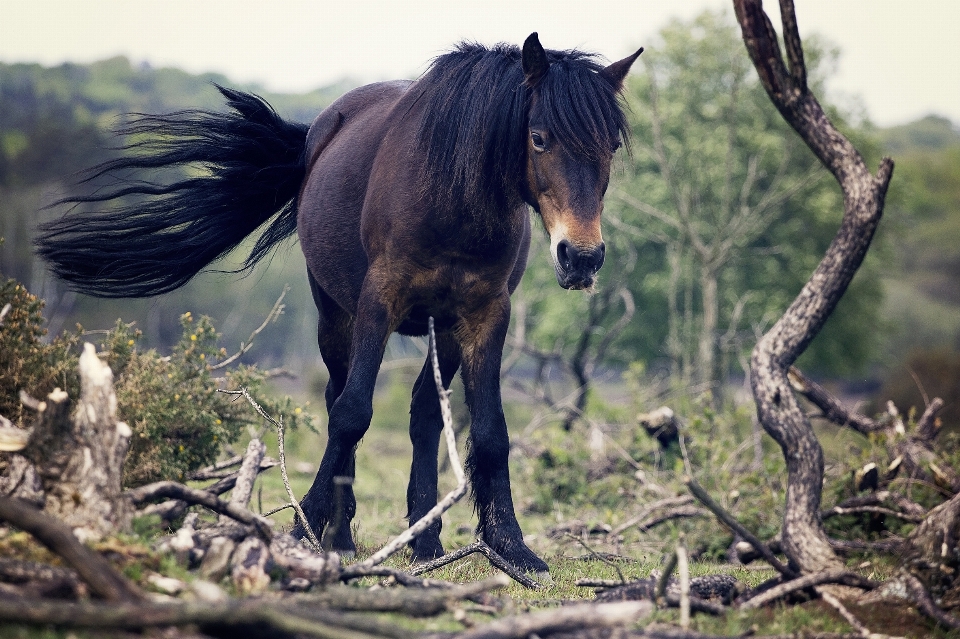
35, 33, 641, 575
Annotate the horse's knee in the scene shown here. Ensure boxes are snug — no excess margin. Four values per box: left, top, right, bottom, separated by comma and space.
329, 391, 373, 444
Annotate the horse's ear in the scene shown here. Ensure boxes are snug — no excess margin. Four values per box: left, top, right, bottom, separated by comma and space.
522, 32, 549, 86
600, 47, 644, 90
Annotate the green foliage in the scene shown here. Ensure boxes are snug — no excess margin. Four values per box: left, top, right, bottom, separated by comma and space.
0, 270, 312, 487
102, 312, 312, 487
0, 272, 80, 425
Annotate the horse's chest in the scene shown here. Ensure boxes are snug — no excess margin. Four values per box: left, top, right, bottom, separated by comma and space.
396, 264, 506, 336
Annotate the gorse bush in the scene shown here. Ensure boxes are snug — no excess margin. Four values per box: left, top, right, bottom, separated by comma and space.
0, 269, 311, 487
0, 274, 80, 425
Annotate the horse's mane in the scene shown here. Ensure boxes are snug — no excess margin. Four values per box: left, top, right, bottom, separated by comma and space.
415, 42, 629, 216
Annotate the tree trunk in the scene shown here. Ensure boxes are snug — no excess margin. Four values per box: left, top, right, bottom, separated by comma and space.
734, 0, 894, 574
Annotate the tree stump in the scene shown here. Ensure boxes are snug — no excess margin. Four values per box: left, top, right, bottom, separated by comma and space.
6, 343, 132, 541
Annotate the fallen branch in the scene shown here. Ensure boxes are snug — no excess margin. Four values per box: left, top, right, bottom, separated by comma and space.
685, 476, 796, 578
139, 458, 278, 523
218, 437, 265, 526
394, 539, 543, 590
901, 572, 960, 631
124, 481, 272, 540
821, 505, 923, 524
0, 496, 142, 602
787, 367, 885, 435
738, 570, 878, 610
816, 588, 875, 639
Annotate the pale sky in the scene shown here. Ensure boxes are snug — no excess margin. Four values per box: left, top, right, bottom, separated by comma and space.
1, 0, 958, 127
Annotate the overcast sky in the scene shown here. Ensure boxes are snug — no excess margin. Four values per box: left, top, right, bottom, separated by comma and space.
2, 0, 958, 127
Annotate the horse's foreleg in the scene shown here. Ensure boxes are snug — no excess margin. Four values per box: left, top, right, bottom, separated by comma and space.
406, 331, 460, 562
460, 295, 549, 576
297, 290, 391, 554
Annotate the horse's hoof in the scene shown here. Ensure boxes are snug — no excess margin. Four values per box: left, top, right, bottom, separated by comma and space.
338, 550, 356, 559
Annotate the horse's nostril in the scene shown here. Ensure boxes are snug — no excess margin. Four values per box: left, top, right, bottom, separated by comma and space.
557, 240, 573, 271
594, 242, 606, 271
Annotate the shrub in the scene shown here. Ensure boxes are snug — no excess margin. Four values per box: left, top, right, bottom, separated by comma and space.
0, 275, 80, 425
0, 271, 311, 487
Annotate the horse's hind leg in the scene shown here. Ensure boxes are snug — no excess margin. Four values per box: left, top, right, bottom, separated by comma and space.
459, 294, 549, 575
294, 274, 359, 553
298, 281, 392, 553
406, 331, 460, 562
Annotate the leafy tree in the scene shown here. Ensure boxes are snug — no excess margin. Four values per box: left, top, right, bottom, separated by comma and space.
513, 10, 886, 417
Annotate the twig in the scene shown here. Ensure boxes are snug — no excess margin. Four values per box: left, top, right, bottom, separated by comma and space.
347, 317, 467, 571
209, 286, 288, 370
218, 386, 323, 551
404, 540, 543, 590
821, 505, 923, 523
187, 454, 244, 480
685, 476, 796, 578
0, 496, 142, 602
738, 570, 878, 609
610, 496, 694, 536
817, 588, 875, 638
677, 539, 690, 629
278, 414, 322, 551
655, 551, 678, 604
124, 481, 272, 540
787, 367, 886, 434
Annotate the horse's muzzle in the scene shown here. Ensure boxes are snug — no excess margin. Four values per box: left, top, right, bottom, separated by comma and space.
555, 240, 604, 290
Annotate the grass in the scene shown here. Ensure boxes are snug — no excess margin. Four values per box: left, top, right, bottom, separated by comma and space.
4, 368, 959, 638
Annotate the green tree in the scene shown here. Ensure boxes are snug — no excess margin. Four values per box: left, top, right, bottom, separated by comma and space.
511, 10, 886, 417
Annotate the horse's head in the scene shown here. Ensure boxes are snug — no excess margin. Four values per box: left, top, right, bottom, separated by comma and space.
521, 33, 642, 290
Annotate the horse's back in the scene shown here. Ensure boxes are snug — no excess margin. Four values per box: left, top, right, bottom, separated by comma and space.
298, 80, 414, 314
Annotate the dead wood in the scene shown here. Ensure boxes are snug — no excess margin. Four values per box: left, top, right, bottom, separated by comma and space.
738, 570, 878, 610
453, 600, 653, 639
125, 480, 273, 539
609, 496, 695, 537
901, 572, 960, 631
218, 437, 265, 525
685, 476, 795, 578
898, 490, 960, 605
642, 624, 862, 639
733, 0, 894, 575
787, 368, 885, 435
0, 596, 406, 638
13, 343, 133, 539
0, 495, 142, 602
404, 539, 543, 590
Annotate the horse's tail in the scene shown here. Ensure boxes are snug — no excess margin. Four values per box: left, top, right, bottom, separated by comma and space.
35, 85, 310, 298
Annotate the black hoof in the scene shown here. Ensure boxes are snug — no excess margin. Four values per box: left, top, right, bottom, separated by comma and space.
410, 538, 445, 564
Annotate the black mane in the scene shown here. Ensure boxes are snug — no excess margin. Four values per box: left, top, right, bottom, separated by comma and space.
415, 42, 629, 216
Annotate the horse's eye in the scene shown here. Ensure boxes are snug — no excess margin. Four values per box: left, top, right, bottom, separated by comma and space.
531, 132, 546, 152
612, 139, 622, 152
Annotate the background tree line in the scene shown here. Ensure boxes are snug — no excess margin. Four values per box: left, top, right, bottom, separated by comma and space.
1, 11, 958, 427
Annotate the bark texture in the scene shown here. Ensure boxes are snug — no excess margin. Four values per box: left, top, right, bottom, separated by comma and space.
12, 343, 132, 540
733, 0, 894, 574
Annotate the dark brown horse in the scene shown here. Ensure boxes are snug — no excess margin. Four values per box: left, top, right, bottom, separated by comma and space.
36, 33, 641, 575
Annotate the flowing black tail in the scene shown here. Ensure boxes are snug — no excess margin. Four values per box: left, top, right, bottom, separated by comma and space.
35, 85, 309, 298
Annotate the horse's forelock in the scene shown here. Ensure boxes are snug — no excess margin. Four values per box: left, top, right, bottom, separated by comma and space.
415, 43, 628, 216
